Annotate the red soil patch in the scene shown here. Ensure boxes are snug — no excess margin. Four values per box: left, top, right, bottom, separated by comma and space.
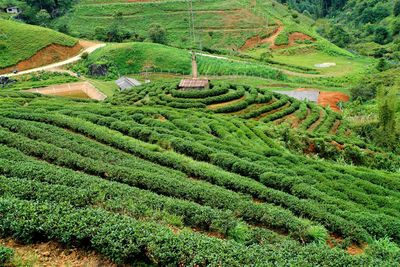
347, 245, 365, 255
0, 238, 119, 267
240, 20, 315, 51
318, 91, 349, 112
327, 233, 366, 256
271, 32, 315, 50
330, 140, 345, 150
240, 21, 283, 51
0, 42, 82, 75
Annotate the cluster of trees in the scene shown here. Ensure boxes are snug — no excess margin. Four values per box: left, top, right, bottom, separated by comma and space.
279, 0, 400, 58
92, 13, 166, 44
349, 69, 399, 152
278, 0, 347, 19
0, 0, 75, 26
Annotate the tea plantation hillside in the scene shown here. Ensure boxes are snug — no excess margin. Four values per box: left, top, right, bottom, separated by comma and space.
0, 90, 399, 266
0, 19, 79, 70
54, 0, 348, 56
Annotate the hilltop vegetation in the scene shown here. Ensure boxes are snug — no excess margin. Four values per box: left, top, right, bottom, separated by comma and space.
46, 0, 349, 56
285, 0, 400, 59
0, 19, 78, 69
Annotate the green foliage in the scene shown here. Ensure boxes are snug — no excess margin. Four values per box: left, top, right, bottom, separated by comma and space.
376, 85, 398, 151
350, 68, 399, 102
366, 237, 400, 262
394, 0, 400, 17
148, 23, 167, 44
0, 246, 14, 264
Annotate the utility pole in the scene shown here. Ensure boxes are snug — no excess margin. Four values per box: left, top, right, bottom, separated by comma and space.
187, 0, 198, 79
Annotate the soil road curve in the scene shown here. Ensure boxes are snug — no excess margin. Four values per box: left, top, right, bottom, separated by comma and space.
3, 42, 106, 77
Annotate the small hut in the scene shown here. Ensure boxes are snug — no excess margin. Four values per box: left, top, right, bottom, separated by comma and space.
179, 52, 209, 90
115, 77, 142, 91
179, 79, 209, 91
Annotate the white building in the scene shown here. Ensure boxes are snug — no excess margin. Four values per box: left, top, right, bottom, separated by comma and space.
5, 7, 21, 14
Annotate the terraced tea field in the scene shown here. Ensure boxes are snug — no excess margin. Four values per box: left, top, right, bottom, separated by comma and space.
109, 82, 343, 134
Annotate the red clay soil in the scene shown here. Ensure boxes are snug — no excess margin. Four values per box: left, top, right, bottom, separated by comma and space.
240, 20, 315, 51
0, 238, 121, 267
0, 42, 83, 75
240, 20, 283, 51
330, 140, 345, 150
327, 234, 366, 256
318, 91, 349, 112
271, 32, 315, 50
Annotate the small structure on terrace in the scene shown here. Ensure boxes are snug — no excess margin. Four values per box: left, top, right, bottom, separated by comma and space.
5, 6, 21, 14
178, 52, 209, 91
116, 76, 142, 91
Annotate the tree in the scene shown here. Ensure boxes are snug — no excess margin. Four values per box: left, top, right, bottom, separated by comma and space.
148, 23, 167, 44
328, 24, 351, 47
374, 26, 392, 45
376, 84, 398, 151
394, 0, 400, 17
376, 58, 388, 72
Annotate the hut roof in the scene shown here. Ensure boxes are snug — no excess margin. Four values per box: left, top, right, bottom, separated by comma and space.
116, 77, 142, 91
179, 79, 209, 88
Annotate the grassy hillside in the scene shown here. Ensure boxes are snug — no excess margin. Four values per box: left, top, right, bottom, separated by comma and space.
0, 90, 399, 265
54, 0, 350, 56
0, 19, 78, 69
73, 42, 287, 80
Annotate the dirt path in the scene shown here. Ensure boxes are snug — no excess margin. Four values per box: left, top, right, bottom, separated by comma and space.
254, 102, 291, 120
1, 238, 120, 267
330, 120, 341, 135
208, 96, 245, 110
3, 41, 105, 77
308, 109, 325, 132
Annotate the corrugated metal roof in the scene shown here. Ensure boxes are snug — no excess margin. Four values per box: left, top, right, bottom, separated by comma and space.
273, 90, 320, 102
116, 77, 142, 91
179, 79, 209, 88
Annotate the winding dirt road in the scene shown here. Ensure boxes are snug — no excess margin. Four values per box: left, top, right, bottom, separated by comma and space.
4, 42, 105, 77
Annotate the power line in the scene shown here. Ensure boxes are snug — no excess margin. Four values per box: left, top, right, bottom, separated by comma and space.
188, 0, 196, 48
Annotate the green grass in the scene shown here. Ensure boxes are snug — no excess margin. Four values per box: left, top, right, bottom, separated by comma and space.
87, 79, 120, 97
273, 51, 374, 77
0, 19, 78, 69
75, 42, 286, 81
